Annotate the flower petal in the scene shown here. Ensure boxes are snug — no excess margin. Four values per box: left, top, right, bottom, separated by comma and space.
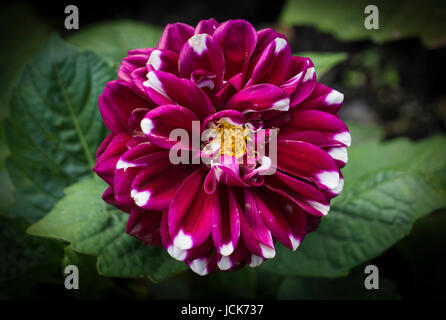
212, 186, 241, 256
298, 82, 344, 114
168, 169, 217, 250
243, 189, 274, 249
226, 84, 290, 114
99, 80, 152, 134
102, 186, 133, 213
214, 19, 257, 79
251, 189, 295, 250
245, 36, 292, 87
289, 57, 317, 108
264, 171, 330, 216
141, 104, 199, 149
131, 159, 192, 211
217, 241, 248, 271
278, 130, 342, 148
195, 18, 219, 35
157, 22, 195, 53
178, 34, 225, 91
277, 199, 308, 251
118, 51, 152, 84
94, 133, 132, 184
146, 49, 179, 74
281, 109, 351, 147
160, 211, 213, 261
126, 208, 162, 246
325, 146, 348, 168
113, 166, 140, 210
277, 140, 340, 190
143, 70, 214, 119
202, 109, 246, 130
129, 67, 151, 97
187, 251, 217, 276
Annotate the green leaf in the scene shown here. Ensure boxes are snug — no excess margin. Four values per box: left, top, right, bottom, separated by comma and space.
27, 178, 187, 282
68, 20, 163, 66
345, 122, 384, 147
260, 135, 446, 277
3, 35, 114, 221
278, 273, 398, 300
281, 0, 446, 48
0, 3, 52, 118
298, 52, 348, 77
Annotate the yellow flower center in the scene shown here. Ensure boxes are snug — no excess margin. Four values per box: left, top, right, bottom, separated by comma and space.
206, 120, 252, 159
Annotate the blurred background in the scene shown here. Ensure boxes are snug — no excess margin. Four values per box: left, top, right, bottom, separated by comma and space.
1, 0, 445, 300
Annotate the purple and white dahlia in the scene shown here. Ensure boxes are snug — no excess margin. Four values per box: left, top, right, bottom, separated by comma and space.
94, 19, 350, 275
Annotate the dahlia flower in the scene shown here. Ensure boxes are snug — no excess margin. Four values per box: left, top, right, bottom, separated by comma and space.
94, 18, 350, 275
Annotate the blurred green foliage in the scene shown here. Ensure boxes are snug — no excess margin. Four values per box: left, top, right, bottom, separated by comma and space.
281, 0, 446, 48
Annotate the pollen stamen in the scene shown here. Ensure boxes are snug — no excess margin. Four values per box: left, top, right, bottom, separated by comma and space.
205, 120, 252, 158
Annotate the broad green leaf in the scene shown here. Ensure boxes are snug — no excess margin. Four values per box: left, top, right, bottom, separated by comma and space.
278, 273, 398, 300
0, 4, 51, 213
341, 135, 446, 188
345, 122, 384, 147
68, 20, 163, 66
3, 35, 114, 221
298, 52, 348, 77
260, 135, 446, 277
0, 3, 52, 118
27, 178, 187, 282
281, 0, 446, 48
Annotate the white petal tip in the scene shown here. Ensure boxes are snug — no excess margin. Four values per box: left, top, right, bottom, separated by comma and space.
303, 67, 315, 82
219, 242, 234, 256
306, 200, 330, 216
116, 159, 135, 171
140, 118, 154, 134
173, 229, 193, 250
130, 189, 151, 207
289, 235, 301, 251
217, 256, 232, 271
325, 89, 344, 105
259, 243, 276, 259
274, 37, 287, 53
189, 258, 209, 276
167, 245, 187, 261
188, 34, 208, 55
328, 147, 348, 164
272, 98, 290, 111
317, 171, 340, 190
331, 178, 344, 195
333, 132, 351, 147
147, 50, 162, 70
248, 254, 264, 268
